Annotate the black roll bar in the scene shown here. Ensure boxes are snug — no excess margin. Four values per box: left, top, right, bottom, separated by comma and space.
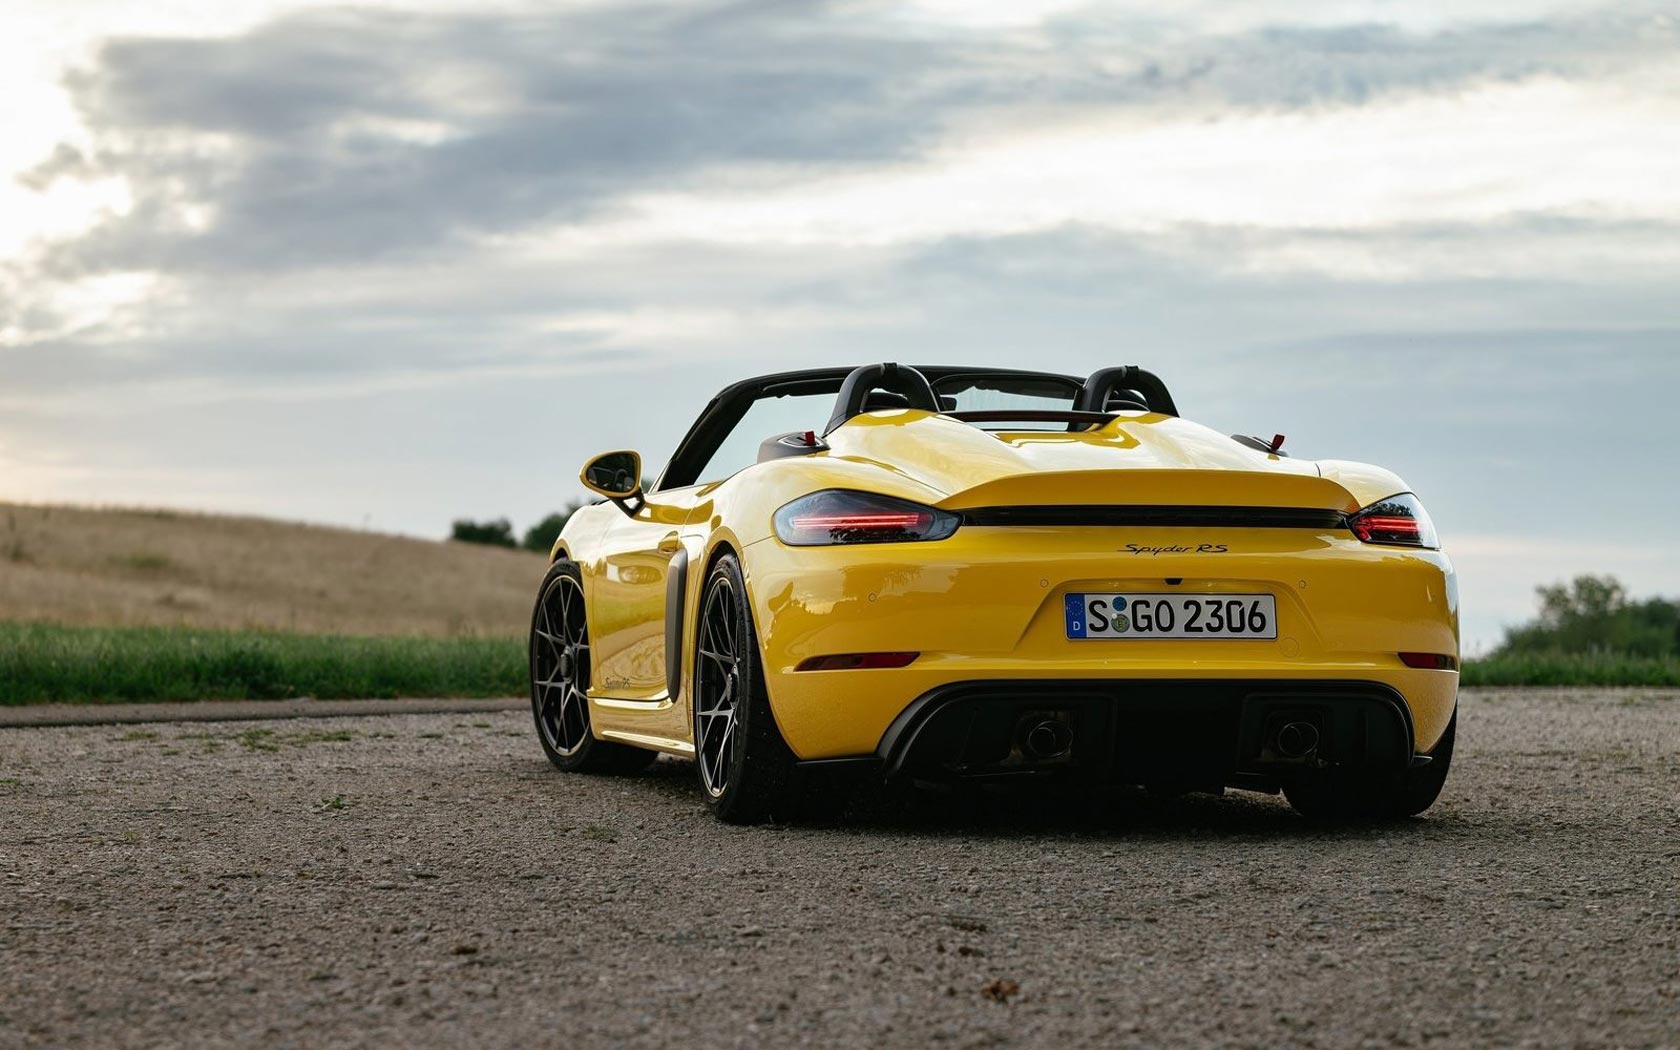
821, 362, 1178, 438
823, 363, 940, 436
1075, 366, 1179, 417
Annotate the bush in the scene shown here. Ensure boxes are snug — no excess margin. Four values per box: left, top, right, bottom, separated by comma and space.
1494, 575, 1679, 659
450, 518, 517, 548
1462, 575, 1680, 686
1464, 652, 1680, 688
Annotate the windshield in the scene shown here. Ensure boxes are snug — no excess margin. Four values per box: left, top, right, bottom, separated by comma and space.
933, 373, 1082, 429
691, 391, 835, 486
658, 367, 1095, 490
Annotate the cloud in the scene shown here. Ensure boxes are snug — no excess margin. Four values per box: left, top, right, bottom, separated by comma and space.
26, 0, 958, 277
7, 213, 1679, 411
2, 0, 1677, 656
16, 1, 1676, 287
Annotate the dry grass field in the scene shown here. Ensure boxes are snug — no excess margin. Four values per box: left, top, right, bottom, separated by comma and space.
0, 502, 545, 637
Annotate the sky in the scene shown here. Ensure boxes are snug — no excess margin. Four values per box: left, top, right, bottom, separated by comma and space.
2, 0, 1678, 651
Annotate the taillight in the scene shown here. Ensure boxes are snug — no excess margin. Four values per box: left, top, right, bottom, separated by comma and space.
773, 490, 961, 546
1349, 493, 1439, 549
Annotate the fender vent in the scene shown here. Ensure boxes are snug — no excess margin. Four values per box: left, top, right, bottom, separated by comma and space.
959, 505, 1349, 529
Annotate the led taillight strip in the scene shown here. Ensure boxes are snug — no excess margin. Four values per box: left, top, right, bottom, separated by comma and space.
1353, 515, 1422, 536
787, 513, 931, 531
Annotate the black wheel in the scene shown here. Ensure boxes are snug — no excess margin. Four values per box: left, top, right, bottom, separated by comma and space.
1392, 709, 1455, 816
530, 560, 656, 774
692, 553, 801, 824
1284, 710, 1456, 821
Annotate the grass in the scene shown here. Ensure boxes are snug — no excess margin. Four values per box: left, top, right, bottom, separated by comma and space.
0, 622, 524, 705
5, 620, 1677, 707
1462, 652, 1680, 688
114, 552, 175, 573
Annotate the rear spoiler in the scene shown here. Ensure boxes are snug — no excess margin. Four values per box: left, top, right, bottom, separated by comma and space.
937, 470, 1361, 515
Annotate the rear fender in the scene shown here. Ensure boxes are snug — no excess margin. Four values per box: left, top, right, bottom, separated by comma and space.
1316, 460, 1413, 511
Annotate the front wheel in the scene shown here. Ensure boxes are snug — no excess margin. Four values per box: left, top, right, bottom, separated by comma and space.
692, 553, 802, 824
529, 560, 656, 774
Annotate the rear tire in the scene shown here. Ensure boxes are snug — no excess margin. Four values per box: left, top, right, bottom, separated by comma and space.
529, 560, 657, 774
1391, 709, 1455, 817
1284, 710, 1456, 821
692, 553, 802, 824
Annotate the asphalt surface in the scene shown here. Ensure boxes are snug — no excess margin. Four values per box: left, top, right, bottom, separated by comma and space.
2, 688, 1676, 1049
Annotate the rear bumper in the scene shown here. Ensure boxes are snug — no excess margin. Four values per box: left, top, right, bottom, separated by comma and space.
743, 526, 1459, 760
869, 678, 1427, 790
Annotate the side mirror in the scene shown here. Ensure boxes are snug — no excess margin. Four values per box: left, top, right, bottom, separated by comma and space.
581, 450, 643, 506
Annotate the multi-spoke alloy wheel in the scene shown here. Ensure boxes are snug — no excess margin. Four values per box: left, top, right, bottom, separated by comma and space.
692, 554, 800, 823
528, 560, 656, 774
694, 573, 744, 797
532, 571, 590, 758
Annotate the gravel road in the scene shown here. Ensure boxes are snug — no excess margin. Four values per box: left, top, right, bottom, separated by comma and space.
3, 689, 1677, 1049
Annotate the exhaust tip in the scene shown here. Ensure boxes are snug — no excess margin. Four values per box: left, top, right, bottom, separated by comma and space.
1022, 719, 1074, 761
1275, 720, 1320, 759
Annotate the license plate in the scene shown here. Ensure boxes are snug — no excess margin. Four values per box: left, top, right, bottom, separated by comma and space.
1065, 593, 1277, 640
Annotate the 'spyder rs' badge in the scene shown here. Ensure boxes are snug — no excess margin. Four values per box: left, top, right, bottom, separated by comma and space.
1122, 543, 1230, 556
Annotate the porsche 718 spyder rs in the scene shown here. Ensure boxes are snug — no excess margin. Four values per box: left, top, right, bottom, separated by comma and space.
529, 363, 1458, 823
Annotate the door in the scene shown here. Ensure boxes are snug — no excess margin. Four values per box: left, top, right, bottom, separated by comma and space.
581, 385, 834, 704
586, 490, 700, 700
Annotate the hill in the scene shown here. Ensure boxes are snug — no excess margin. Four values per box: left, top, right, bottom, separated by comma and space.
0, 503, 545, 637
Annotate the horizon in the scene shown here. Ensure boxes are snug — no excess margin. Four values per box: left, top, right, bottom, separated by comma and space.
4, 0, 1678, 653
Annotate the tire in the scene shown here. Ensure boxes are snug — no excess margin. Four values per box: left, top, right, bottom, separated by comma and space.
691, 553, 802, 824
529, 560, 657, 774
1284, 710, 1456, 821
1391, 709, 1455, 817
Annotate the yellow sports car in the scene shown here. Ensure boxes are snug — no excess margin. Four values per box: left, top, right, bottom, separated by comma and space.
530, 364, 1458, 823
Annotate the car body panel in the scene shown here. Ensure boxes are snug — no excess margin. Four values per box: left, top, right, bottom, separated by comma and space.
558, 490, 701, 747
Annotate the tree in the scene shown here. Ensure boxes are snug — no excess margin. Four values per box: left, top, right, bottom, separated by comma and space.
1535, 575, 1627, 627
1496, 575, 1679, 658
522, 500, 586, 553
450, 518, 517, 548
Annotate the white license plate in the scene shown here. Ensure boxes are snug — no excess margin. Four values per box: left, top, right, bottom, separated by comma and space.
1065, 593, 1278, 640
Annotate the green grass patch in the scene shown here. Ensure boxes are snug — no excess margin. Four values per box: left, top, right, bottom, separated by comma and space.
1463, 652, 1680, 688
0, 622, 525, 705
7, 622, 1676, 705
113, 551, 175, 573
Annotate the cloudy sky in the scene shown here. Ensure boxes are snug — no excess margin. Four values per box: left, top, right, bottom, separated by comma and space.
3, 0, 1677, 650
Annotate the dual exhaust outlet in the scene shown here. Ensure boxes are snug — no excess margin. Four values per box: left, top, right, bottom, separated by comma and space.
1274, 720, 1320, 760
1015, 715, 1319, 763
1021, 718, 1074, 761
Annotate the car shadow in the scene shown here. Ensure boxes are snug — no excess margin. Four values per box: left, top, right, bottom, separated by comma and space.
630, 757, 1453, 844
